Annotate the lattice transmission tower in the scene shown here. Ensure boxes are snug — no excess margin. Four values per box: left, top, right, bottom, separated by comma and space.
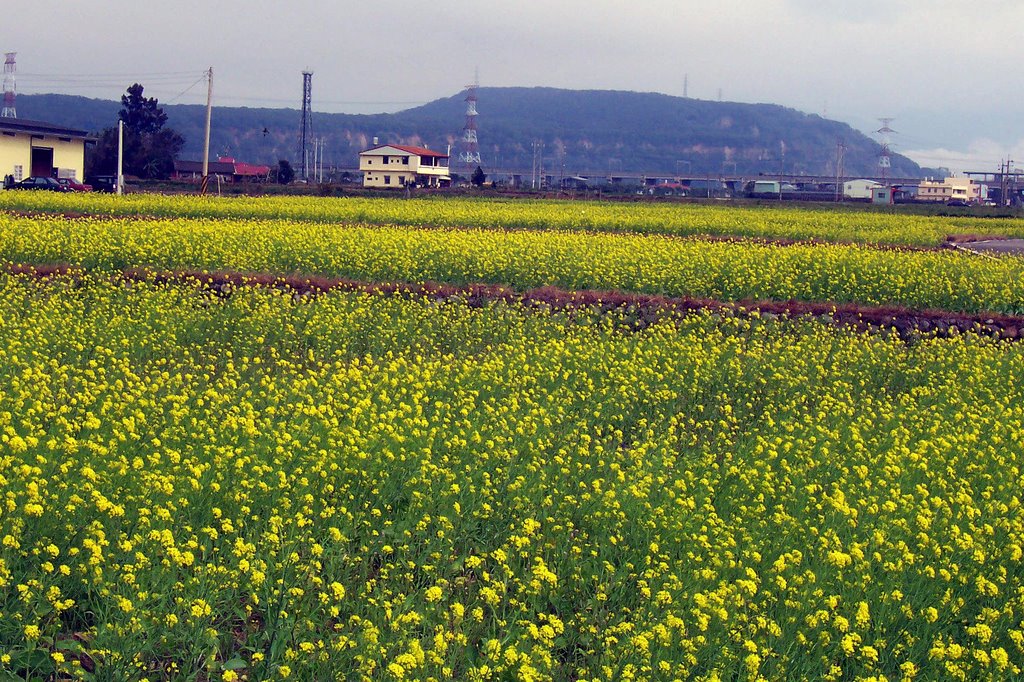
458, 73, 481, 168
2, 52, 16, 119
299, 71, 313, 181
876, 118, 896, 182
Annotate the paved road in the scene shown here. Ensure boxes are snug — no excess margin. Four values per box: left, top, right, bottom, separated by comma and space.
958, 239, 1024, 256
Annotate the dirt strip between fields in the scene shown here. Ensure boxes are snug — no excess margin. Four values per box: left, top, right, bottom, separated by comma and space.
8, 263, 1023, 342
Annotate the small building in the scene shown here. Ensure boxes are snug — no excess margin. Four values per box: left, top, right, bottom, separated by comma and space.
358, 144, 450, 188
745, 180, 796, 196
560, 175, 591, 191
0, 117, 90, 185
749, 180, 781, 195
172, 157, 270, 183
871, 186, 894, 204
843, 179, 882, 200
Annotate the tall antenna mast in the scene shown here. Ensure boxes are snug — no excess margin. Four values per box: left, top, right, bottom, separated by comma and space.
2, 52, 16, 118
299, 70, 313, 181
683, 74, 688, 98
876, 117, 895, 182
458, 69, 481, 168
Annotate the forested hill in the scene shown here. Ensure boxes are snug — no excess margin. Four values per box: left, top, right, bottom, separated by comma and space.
16, 88, 925, 177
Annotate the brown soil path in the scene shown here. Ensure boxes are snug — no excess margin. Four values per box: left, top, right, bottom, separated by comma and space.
9, 263, 1023, 342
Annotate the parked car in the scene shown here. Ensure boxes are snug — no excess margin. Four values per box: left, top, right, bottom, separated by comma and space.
86, 174, 118, 193
946, 199, 970, 207
14, 176, 67, 191
57, 178, 93, 192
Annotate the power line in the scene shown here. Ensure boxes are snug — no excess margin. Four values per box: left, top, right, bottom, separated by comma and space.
210, 94, 428, 106
164, 73, 210, 105
19, 70, 200, 79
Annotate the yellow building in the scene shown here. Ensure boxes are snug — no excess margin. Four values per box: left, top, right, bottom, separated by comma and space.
359, 144, 450, 188
917, 177, 981, 204
0, 117, 89, 185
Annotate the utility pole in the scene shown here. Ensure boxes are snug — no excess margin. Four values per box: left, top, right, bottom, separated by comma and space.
834, 140, 846, 202
117, 119, 124, 196
313, 138, 319, 183
1003, 159, 1015, 206
532, 140, 543, 190
778, 140, 785, 201
201, 67, 213, 195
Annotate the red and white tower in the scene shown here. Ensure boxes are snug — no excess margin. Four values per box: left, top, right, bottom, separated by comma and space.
2, 53, 16, 119
458, 74, 481, 167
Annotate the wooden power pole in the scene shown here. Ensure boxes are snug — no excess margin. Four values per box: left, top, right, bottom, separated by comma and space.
201, 67, 213, 195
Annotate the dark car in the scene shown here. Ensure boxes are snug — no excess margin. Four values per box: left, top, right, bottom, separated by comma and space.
86, 175, 118, 193
14, 176, 67, 191
946, 199, 970, 207
57, 178, 93, 192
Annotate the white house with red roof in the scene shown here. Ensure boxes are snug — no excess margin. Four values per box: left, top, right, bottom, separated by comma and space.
358, 143, 450, 188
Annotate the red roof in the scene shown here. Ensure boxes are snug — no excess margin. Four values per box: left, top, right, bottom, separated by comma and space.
364, 143, 448, 158
234, 162, 270, 176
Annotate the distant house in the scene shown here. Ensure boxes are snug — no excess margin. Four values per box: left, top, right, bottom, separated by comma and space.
358, 144, 450, 188
172, 157, 270, 183
917, 177, 981, 204
745, 180, 795, 196
0, 117, 89, 185
843, 179, 882, 200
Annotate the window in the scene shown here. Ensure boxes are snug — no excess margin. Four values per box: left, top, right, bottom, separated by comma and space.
382, 156, 389, 164
13, 165, 22, 181
384, 175, 391, 185
403, 157, 409, 165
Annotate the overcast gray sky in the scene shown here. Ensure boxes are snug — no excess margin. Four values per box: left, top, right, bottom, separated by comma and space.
4, 1, 1023, 172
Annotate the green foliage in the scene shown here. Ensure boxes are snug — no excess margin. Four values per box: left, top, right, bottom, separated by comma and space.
119, 83, 168, 135
276, 159, 295, 185
0, 273, 1022, 679
86, 84, 184, 180
471, 166, 486, 187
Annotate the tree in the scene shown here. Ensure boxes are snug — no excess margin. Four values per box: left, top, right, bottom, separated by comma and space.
119, 83, 168, 134
471, 166, 486, 187
86, 83, 184, 180
276, 160, 295, 185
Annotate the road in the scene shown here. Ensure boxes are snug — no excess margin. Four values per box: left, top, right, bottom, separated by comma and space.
958, 239, 1024, 256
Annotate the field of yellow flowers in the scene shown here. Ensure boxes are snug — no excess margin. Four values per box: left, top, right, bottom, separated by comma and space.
1, 191, 1023, 246
0, 212, 1022, 314
2, 194, 1024, 680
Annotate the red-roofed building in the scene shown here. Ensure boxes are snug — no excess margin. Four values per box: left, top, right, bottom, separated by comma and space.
172, 156, 271, 183
358, 144, 450, 188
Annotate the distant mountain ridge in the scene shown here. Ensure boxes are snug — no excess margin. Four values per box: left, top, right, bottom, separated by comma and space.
15, 88, 926, 178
